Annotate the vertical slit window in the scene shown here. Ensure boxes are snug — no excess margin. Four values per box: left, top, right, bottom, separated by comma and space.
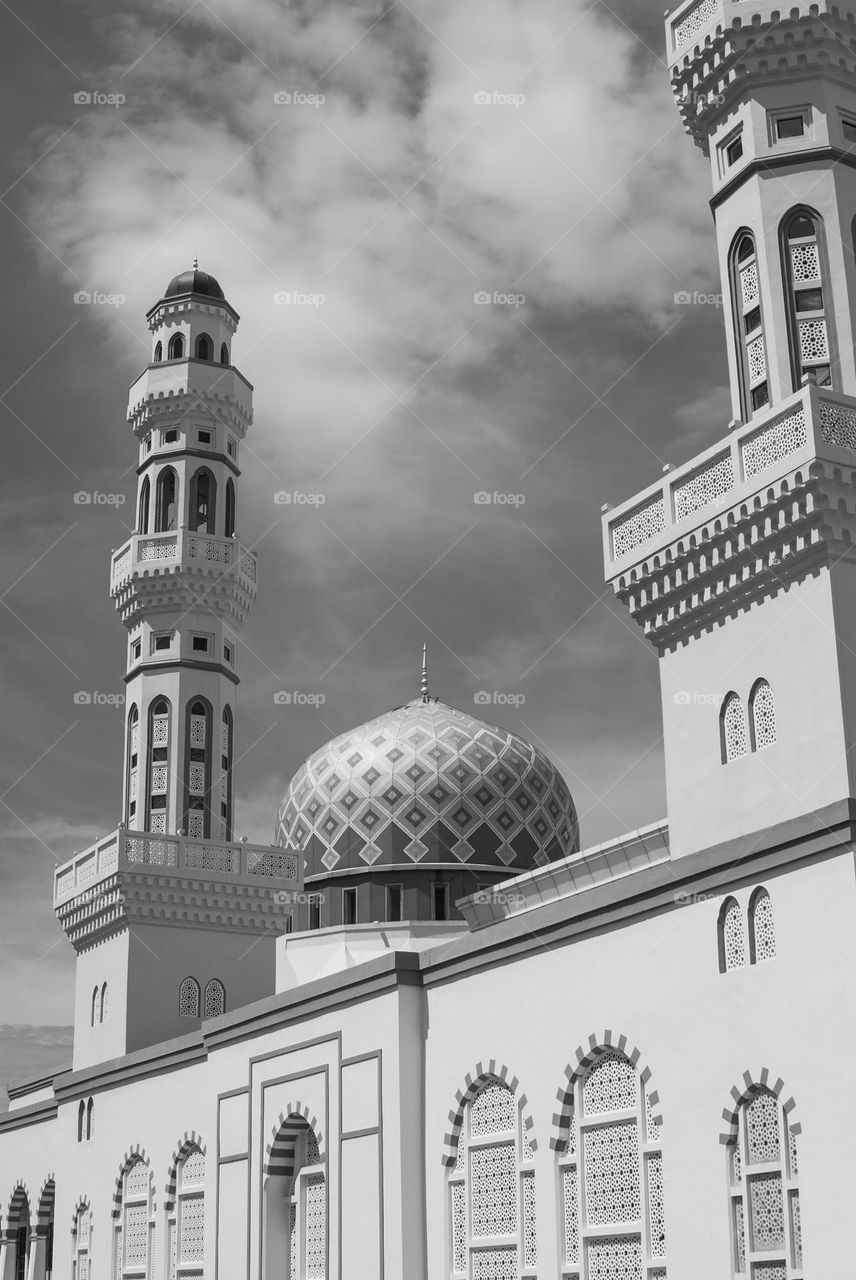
147, 697, 171, 835
783, 210, 832, 389
219, 707, 233, 840
138, 476, 150, 535
185, 699, 210, 839
154, 467, 177, 532
225, 478, 236, 539
127, 705, 139, 824
731, 233, 769, 416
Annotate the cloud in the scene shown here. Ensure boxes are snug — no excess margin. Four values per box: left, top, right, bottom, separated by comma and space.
0, 1025, 73, 1110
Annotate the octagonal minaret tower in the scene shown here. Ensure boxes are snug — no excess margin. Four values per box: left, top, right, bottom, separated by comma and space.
109, 265, 257, 841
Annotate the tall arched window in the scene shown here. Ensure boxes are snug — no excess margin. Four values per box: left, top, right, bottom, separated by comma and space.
127, 704, 139, 824
138, 475, 150, 534
719, 896, 747, 972
167, 333, 184, 360
86, 1096, 94, 1139
188, 468, 216, 535
8, 1188, 30, 1280
224, 478, 236, 539
750, 678, 777, 750
721, 692, 748, 763
220, 342, 229, 365
154, 341, 162, 362
155, 467, 177, 532
220, 706, 233, 839
727, 1086, 802, 1276
185, 698, 210, 838
749, 887, 776, 963
195, 333, 213, 361
91, 986, 98, 1027
167, 1145, 206, 1280
730, 231, 769, 416
263, 1116, 326, 1280
147, 697, 171, 834
204, 978, 225, 1018
72, 1202, 91, 1279
115, 1157, 154, 1280
100, 981, 108, 1022
448, 1077, 537, 1277
179, 976, 201, 1017
557, 1050, 666, 1276
782, 208, 832, 389
78, 1098, 86, 1141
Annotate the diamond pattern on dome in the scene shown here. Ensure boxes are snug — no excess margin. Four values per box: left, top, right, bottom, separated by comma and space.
275, 699, 579, 881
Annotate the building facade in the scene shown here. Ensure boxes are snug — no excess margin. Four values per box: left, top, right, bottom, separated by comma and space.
3, 3, 856, 1275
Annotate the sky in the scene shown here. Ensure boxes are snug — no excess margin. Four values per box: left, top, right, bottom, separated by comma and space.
0, 0, 732, 1098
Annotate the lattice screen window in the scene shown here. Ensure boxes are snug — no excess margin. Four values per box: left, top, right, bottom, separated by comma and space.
784, 212, 832, 389
731, 233, 769, 414
179, 977, 200, 1018
727, 1087, 802, 1278
558, 1050, 666, 1279
203, 979, 225, 1019
127, 705, 140, 824
284, 1128, 328, 1279
168, 1146, 206, 1279
721, 693, 748, 764
74, 1205, 91, 1280
219, 709, 233, 841
448, 1078, 537, 1278
719, 897, 747, 973
116, 1158, 153, 1280
185, 700, 210, 839
750, 680, 776, 752
147, 698, 171, 834
749, 889, 777, 964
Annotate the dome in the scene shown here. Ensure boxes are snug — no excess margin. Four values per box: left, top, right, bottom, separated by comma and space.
275, 698, 579, 881
163, 267, 225, 301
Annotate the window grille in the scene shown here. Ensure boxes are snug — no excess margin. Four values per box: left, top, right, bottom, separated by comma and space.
727, 1088, 802, 1279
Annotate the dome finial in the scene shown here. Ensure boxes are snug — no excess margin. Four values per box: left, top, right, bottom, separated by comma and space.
193, 256, 199, 270
421, 642, 429, 703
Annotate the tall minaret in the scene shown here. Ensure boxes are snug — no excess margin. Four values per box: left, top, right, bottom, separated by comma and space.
110, 264, 257, 840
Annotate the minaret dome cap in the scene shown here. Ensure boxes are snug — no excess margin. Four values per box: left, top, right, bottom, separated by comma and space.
163, 266, 226, 301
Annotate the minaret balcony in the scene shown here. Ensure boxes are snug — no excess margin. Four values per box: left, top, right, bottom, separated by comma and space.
109, 529, 258, 623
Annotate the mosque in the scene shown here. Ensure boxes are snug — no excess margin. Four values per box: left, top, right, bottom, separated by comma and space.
3, 0, 856, 1275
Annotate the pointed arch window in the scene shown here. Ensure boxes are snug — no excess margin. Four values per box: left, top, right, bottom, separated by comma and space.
719, 896, 747, 972
179, 976, 201, 1017
782, 208, 832, 389
147, 697, 171, 835
189, 468, 216, 535
86, 1096, 94, 1140
730, 232, 769, 416
263, 1117, 327, 1280
749, 888, 776, 963
167, 333, 184, 360
203, 979, 225, 1019
721, 692, 748, 763
91, 986, 98, 1027
78, 1098, 86, 1142
220, 342, 229, 365
750, 678, 776, 750
558, 1050, 666, 1277
138, 475, 150, 535
155, 467, 177, 532
168, 1145, 206, 1279
448, 1078, 537, 1277
127, 704, 140, 823
115, 1158, 154, 1280
9, 1190, 30, 1280
224, 478, 236, 539
100, 981, 108, 1022
73, 1202, 91, 1278
195, 333, 213, 361
154, 341, 162, 362
185, 698, 210, 838
727, 1086, 802, 1276
219, 706, 233, 840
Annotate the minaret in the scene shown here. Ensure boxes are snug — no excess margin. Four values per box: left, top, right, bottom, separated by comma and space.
110, 264, 257, 841
599, 0, 856, 857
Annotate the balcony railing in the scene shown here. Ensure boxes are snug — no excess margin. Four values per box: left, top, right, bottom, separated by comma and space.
53, 827, 300, 907
110, 530, 258, 595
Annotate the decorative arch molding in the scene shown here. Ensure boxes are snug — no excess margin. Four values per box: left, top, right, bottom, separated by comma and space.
440, 1060, 536, 1167
35, 1176, 55, 1226
719, 1067, 801, 1146
264, 1104, 324, 1179
550, 1031, 663, 1152
111, 1145, 153, 1217
164, 1131, 207, 1208
4, 1183, 30, 1237
70, 1196, 91, 1234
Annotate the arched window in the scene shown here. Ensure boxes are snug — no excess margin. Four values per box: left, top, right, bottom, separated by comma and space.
167, 1145, 206, 1279
263, 1116, 326, 1279
167, 333, 184, 360
719, 896, 747, 972
185, 698, 210, 838
219, 706, 233, 840
729, 231, 769, 416
204, 978, 225, 1019
138, 475, 150, 535
224, 478, 236, 539
91, 985, 98, 1027
195, 333, 212, 361
721, 692, 748, 763
220, 342, 229, 365
557, 1050, 666, 1275
782, 208, 832, 389
749, 887, 776, 963
750, 678, 777, 750
115, 1157, 153, 1279
448, 1077, 536, 1276
188, 468, 216, 535
100, 981, 108, 1022
36, 1179, 55, 1278
78, 1098, 86, 1142
8, 1188, 30, 1280
72, 1202, 91, 1279
154, 341, 162, 362
726, 1086, 802, 1275
86, 1096, 94, 1139
154, 467, 177, 533
179, 976, 201, 1017
127, 704, 140, 824
147, 697, 171, 834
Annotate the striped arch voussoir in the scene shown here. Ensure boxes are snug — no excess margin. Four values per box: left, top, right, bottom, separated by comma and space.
111, 1145, 152, 1218
70, 1196, 91, 1236
36, 1175, 56, 1226
718, 1067, 801, 1146
4, 1183, 30, 1239
440, 1060, 536, 1168
164, 1131, 207, 1209
550, 1031, 663, 1153
265, 1103, 324, 1179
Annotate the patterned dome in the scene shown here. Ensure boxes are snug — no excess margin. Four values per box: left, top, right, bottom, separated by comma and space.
275, 698, 579, 880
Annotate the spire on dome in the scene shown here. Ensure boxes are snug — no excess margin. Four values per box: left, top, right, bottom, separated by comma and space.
421, 643, 429, 703
193, 256, 199, 269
